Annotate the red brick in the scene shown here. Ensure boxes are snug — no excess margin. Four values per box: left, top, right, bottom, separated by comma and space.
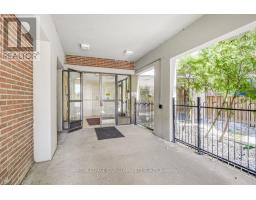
0, 15, 33, 185
65, 55, 134, 70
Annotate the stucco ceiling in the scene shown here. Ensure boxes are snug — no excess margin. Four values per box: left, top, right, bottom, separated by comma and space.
52, 14, 202, 62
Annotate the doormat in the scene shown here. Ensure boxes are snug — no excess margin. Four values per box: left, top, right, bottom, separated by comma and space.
86, 118, 100, 125
95, 127, 125, 140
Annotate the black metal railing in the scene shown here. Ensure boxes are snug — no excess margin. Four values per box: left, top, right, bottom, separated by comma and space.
173, 97, 256, 175
135, 99, 154, 130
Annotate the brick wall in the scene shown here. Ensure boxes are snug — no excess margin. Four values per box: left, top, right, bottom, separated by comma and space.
66, 55, 134, 70
0, 15, 33, 184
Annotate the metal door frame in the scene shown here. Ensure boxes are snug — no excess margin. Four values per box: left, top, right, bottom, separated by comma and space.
63, 69, 132, 129
62, 69, 83, 131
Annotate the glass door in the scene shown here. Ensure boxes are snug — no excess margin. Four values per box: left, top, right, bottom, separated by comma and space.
117, 75, 131, 125
83, 73, 101, 127
62, 69, 83, 131
62, 71, 69, 129
100, 74, 116, 126
136, 68, 154, 130
63, 71, 132, 129
69, 70, 83, 130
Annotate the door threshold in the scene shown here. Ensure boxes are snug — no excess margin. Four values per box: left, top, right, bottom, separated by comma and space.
82, 123, 133, 130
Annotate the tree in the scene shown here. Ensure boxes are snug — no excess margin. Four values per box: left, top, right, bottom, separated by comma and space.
177, 30, 256, 141
139, 86, 153, 102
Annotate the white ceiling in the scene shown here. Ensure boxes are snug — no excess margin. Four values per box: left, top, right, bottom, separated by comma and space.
52, 14, 202, 62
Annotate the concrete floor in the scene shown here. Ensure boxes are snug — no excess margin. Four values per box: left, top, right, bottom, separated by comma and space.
23, 125, 256, 184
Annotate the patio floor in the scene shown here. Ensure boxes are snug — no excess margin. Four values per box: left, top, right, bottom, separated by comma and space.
23, 125, 256, 184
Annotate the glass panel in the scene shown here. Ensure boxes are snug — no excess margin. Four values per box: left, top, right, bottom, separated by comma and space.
101, 101, 115, 124
63, 71, 69, 129
83, 73, 101, 127
137, 69, 154, 129
69, 72, 81, 100
101, 75, 115, 100
117, 75, 131, 125
68, 71, 82, 130
101, 74, 115, 125
70, 102, 81, 121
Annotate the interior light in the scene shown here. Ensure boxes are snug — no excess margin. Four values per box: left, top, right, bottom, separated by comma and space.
80, 43, 90, 50
123, 49, 134, 55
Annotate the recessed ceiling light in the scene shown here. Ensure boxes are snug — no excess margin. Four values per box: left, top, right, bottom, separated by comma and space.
123, 49, 134, 55
80, 43, 90, 50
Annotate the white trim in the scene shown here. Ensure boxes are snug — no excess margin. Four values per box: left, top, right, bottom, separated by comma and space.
136, 65, 154, 75
64, 64, 135, 75
170, 20, 256, 99
170, 58, 177, 99
171, 21, 256, 62
135, 59, 160, 75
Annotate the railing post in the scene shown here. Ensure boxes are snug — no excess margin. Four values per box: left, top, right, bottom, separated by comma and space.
197, 97, 201, 154
172, 97, 176, 143
134, 98, 137, 125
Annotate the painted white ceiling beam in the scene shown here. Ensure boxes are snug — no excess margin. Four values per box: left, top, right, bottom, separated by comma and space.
64, 64, 135, 75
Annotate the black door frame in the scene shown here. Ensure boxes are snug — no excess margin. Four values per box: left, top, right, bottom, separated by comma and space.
62, 69, 83, 132
62, 69, 132, 130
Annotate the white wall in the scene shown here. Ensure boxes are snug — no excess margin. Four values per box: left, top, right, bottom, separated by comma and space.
33, 41, 52, 162
152, 60, 162, 137
33, 15, 65, 162
135, 14, 256, 141
38, 15, 65, 64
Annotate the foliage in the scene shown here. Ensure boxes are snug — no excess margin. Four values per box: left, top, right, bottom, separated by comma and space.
177, 30, 256, 101
139, 86, 153, 102
178, 30, 256, 140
